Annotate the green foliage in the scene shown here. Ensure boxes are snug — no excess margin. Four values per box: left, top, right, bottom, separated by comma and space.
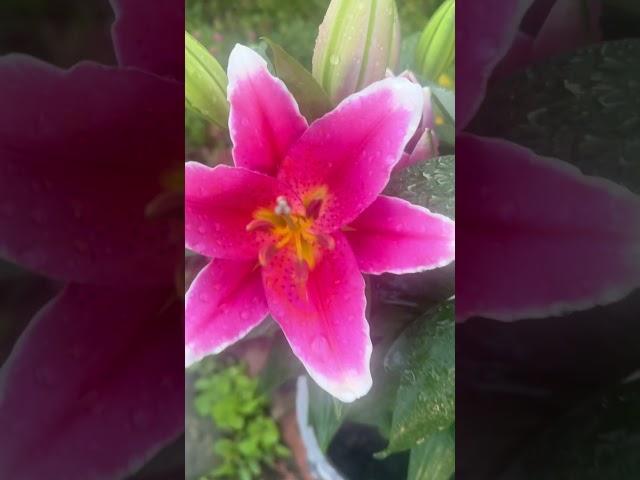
407, 426, 455, 480
186, 0, 328, 68
470, 39, 640, 194
385, 156, 455, 218
397, 0, 444, 35
378, 302, 455, 457
307, 379, 349, 451
194, 361, 290, 479
415, 0, 455, 85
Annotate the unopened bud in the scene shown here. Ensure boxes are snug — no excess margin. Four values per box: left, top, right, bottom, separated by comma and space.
313, 0, 401, 104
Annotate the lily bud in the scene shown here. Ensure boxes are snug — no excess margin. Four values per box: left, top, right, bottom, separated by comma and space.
415, 0, 455, 87
185, 31, 229, 128
313, 0, 401, 104
389, 70, 439, 169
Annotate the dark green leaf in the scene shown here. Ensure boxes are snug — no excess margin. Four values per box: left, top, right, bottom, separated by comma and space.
407, 426, 455, 480
263, 37, 333, 122
471, 39, 640, 194
378, 302, 455, 456
384, 156, 454, 218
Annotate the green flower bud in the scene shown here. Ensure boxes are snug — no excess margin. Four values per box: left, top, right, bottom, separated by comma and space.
185, 31, 229, 128
415, 0, 455, 88
313, 0, 401, 104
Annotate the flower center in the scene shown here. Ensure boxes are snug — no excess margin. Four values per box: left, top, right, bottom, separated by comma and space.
246, 189, 333, 270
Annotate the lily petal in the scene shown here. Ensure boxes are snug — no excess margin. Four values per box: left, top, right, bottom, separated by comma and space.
457, 134, 640, 322
279, 78, 423, 232
110, 0, 184, 79
185, 162, 288, 260
345, 195, 455, 274
0, 285, 183, 479
228, 44, 308, 176
532, 0, 602, 60
457, 0, 534, 130
0, 56, 182, 286
262, 233, 372, 402
185, 259, 268, 366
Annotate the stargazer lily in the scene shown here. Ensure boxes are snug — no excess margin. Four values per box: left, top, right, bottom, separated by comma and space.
185, 45, 455, 402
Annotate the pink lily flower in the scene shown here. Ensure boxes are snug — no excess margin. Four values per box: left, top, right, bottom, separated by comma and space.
457, 0, 640, 322
185, 45, 455, 402
0, 0, 184, 478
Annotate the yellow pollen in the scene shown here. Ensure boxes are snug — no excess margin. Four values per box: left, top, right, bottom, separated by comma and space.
249, 193, 332, 269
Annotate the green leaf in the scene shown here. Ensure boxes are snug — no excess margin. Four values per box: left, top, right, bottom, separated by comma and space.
238, 466, 252, 480
384, 156, 454, 218
185, 30, 229, 128
307, 377, 349, 451
211, 463, 235, 478
274, 444, 291, 458
378, 302, 455, 457
407, 426, 455, 480
238, 438, 260, 458
263, 37, 333, 122
471, 39, 640, 194
258, 331, 303, 395
213, 438, 235, 457
415, 0, 455, 83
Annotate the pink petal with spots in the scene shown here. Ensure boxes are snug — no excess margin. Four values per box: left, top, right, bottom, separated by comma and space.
185, 163, 288, 260
532, 0, 602, 61
279, 78, 423, 232
0, 285, 183, 479
457, 0, 534, 130
0, 56, 182, 286
262, 233, 371, 402
185, 259, 268, 366
228, 44, 308, 176
110, 0, 184, 79
457, 134, 640, 322
345, 195, 454, 275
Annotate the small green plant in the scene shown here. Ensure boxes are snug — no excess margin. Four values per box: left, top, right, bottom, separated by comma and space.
194, 361, 290, 479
